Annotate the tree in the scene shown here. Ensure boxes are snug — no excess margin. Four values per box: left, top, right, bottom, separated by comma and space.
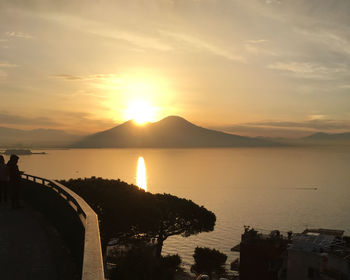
109, 243, 157, 280
191, 247, 228, 279
160, 254, 182, 278
108, 242, 182, 280
150, 193, 216, 258
60, 177, 216, 258
60, 177, 155, 252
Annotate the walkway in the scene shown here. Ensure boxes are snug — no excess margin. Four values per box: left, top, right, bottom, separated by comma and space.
0, 202, 78, 280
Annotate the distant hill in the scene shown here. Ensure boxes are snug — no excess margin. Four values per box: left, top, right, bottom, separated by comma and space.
73, 116, 280, 148
255, 132, 350, 146
0, 127, 84, 148
300, 132, 350, 145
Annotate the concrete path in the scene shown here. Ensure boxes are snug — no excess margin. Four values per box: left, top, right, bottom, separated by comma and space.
0, 202, 78, 280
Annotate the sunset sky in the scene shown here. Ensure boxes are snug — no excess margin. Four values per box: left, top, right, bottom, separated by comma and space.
0, 0, 350, 137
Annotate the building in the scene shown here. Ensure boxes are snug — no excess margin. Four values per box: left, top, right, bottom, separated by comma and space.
287, 229, 350, 280
234, 227, 350, 280
237, 226, 291, 280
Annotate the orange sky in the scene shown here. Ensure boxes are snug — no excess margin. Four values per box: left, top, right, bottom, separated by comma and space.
1, 0, 350, 137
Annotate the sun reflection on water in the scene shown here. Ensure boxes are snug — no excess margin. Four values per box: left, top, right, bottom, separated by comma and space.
136, 156, 147, 191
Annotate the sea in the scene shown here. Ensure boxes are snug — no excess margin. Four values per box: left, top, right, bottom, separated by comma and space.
4, 147, 350, 271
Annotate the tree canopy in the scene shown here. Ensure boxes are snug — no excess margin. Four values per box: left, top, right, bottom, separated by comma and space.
60, 177, 216, 257
191, 247, 228, 279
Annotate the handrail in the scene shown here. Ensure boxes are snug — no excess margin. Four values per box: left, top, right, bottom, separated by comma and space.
21, 173, 105, 280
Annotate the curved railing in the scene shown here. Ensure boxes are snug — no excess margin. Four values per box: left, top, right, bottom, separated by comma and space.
21, 174, 105, 280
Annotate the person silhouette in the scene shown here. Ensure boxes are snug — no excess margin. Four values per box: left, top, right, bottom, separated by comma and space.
7, 154, 22, 209
0, 155, 8, 204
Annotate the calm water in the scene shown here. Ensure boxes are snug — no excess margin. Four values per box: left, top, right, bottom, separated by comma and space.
5, 147, 350, 269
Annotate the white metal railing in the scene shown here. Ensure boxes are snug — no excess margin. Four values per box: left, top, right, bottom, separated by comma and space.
22, 174, 105, 280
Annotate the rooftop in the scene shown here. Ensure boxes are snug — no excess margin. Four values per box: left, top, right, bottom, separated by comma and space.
290, 228, 350, 260
302, 228, 345, 238
241, 226, 292, 244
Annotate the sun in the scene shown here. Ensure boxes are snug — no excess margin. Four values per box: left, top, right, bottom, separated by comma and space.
125, 100, 157, 125
104, 73, 177, 124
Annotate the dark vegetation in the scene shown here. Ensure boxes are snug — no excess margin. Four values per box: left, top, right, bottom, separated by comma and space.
60, 177, 216, 279
109, 245, 182, 280
191, 247, 228, 279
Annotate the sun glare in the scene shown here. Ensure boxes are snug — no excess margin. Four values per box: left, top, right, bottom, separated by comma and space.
125, 100, 157, 125
136, 157, 147, 191
104, 74, 176, 123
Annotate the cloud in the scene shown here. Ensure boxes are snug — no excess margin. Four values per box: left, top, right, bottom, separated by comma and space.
244, 39, 276, 56
308, 114, 327, 121
0, 62, 19, 68
0, 110, 117, 132
246, 39, 269, 44
265, 0, 282, 4
52, 74, 84, 81
52, 73, 118, 81
38, 13, 173, 51
159, 30, 245, 62
48, 110, 117, 129
0, 112, 59, 126
51, 74, 123, 101
217, 118, 350, 138
92, 29, 173, 52
295, 28, 350, 58
268, 62, 322, 73
267, 62, 349, 80
0, 62, 20, 81
0, 69, 7, 78
247, 119, 350, 131
217, 124, 311, 138
5, 31, 33, 39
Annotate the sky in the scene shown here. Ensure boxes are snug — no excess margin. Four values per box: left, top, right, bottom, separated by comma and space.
0, 0, 350, 137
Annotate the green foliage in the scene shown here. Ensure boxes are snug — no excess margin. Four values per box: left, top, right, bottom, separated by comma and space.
60, 177, 216, 257
191, 247, 228, 279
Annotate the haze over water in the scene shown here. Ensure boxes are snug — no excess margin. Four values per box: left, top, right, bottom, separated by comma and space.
7, 147, 350, 269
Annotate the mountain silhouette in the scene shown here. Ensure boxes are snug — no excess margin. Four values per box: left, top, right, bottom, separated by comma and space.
300, 132, 350, 145
73, 116, 279, 148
